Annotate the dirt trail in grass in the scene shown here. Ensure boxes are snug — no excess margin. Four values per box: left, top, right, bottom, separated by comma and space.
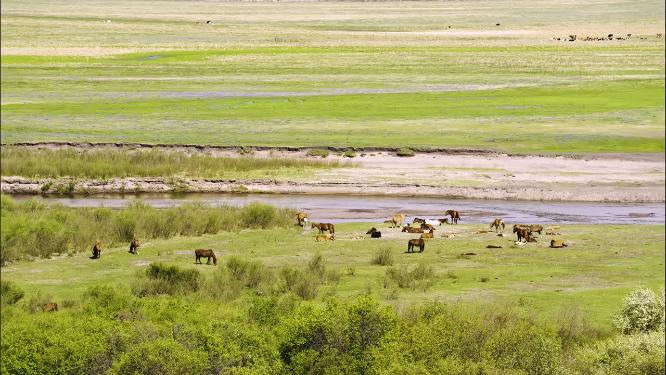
2, 143, 663, 203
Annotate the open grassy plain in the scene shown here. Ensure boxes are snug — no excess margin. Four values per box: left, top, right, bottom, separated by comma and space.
2, 0, 664, 153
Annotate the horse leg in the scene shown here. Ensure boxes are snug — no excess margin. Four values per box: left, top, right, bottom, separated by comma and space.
206, 256, 211, 265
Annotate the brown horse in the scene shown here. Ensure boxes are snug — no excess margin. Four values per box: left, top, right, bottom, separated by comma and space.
311, 223, 335, 235
402, 226, 424, 233
129, 238, 140, 254
420, 231, 434, 239
195, 249, 217, 265
91, 242, 103, 259
550, 240, 568, 248
513, 226, 532, 243
407, 239, 425, 253
42, 303, 58, 312
529, 225, 543, 235
315, 234, 335, 242
389, 214, 406, 228
490, 218, 505, 233
445, 210, 461, 224
296, 212, 309, 226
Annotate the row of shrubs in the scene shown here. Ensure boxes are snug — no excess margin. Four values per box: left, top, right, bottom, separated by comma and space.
2, 278, 663, 374
0, 195, 295, 265
306, 148, 415, 158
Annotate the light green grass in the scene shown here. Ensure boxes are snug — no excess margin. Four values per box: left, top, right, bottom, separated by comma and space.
3, 222, 663, 329
0, 147, 349, 180
1, 0, 664, 153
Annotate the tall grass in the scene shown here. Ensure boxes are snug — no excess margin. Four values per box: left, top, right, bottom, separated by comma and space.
0, 195, 294, 265
0, 147, 348, 179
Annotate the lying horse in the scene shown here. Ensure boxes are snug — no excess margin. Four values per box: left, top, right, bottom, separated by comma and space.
312, 222, 335, 235
315, 234, 335, 242
42, 303, 58, 312
402, 226, 424, 234
366, 228, 382, 238
195, 249, 217, 265
420, 231, 434, 239
550, 240, 568, 248
129, 238, 140, 254
407, 238, 425, 253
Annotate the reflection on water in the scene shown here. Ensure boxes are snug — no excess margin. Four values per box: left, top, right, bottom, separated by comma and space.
8, 193, 665, 225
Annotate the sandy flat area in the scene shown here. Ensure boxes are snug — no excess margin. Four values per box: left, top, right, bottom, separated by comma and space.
2, 143, 663, 203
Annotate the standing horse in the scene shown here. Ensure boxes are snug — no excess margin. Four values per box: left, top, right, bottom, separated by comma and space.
407, 239, 425, 253
296, 212, 309, 227
490, 218, 505, 233
445, 210, 461, 224
195, 249, 217, 265
129, 238, 140, 254
311, 223, 335, 235
91, 242, 103, 259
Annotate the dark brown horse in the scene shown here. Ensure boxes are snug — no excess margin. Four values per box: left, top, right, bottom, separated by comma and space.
311, 222, 335, 235
402, 226, 424, 233
195, 249, 217, 265
445, 210, 461, 224
407, 239, 425, 253
129, 238, 140, 254
91, 242, 102, 259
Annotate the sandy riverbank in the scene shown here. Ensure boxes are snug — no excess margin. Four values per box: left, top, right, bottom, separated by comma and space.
2, 143, 663, 203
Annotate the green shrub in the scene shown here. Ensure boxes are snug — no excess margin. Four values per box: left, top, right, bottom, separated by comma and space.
396, 148, 415, 157
226, 256, 273, 288
384, 263, 435, 290
306, 149, 330, 158
343, 150, 356, 158
133, 263, 201, 296
614, 288, 665, 334
371, 247, 394, 266
113, 338, 209, 375
0, 280, 24, 306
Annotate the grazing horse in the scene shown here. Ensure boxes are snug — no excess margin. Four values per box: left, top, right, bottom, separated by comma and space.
315, 234, 335, 242
42, 303, 58, 312
312, 223, 335, 235
91, 242, 103, 259
445, 210, 461, 224
490, 218, 505, 233
129, 238, 140, 254
407, 239, 425, 253
402, 226, 424, 233
366, 228, 382, 238
389, 214, 406, 228
195, 249, 217, 265
296, 212, 309, 226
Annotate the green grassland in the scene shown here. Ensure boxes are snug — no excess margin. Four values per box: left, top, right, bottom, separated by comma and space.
4, 221, 663, 329
1, 0, 664, 153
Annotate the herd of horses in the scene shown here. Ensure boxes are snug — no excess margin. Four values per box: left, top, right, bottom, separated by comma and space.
299, 210, 568, 253
553, 33, 662, 42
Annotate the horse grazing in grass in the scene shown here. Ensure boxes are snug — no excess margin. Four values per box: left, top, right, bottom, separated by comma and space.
312, 222, 335, 235
195, 249, 217, 265
490, 218, 505, 233
407, 239, 425, 253
445, 210, 461, 224
42, 303, 58, 312
129, 238, 140, 254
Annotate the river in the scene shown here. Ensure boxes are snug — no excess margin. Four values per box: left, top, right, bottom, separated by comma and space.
8, 193, 664, 225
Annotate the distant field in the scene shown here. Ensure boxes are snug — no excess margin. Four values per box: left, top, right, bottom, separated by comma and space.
1, 0, 664, 153
3, 220, 663, 329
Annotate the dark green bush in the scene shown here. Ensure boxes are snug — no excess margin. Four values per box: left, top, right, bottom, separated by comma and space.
306, 149, 330, 158
0, 280, 24, 306
396, 148, 415, 157
133, 263, 201, 296
113, 338, 209, 375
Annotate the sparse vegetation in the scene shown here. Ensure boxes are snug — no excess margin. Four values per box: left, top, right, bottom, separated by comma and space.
396, 148, 416, 157
306, 149, 330, 158
371, 246, 394, 266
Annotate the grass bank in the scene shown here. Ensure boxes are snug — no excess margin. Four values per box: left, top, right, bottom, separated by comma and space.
0, 147, 348, 180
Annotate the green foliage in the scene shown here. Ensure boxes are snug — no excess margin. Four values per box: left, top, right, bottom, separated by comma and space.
0, 195, 295, 264
613, 288, 665, 334
113, 339, 209, 375
384, 263, 435, 290
226, 256, 273, 288
0, 280, 24, 306
0, 147, 345, 180
396, 148, 415, 157
306, 149, 330, 158
133, 263, 201, 296
570, 330, 665, 375
343, 150, 356, 158
371, 246, 394, 266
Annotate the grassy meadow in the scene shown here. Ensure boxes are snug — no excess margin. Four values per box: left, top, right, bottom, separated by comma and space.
1, 0, 664, 152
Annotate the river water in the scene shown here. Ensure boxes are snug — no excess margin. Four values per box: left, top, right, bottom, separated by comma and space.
8, 193, 664, 225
